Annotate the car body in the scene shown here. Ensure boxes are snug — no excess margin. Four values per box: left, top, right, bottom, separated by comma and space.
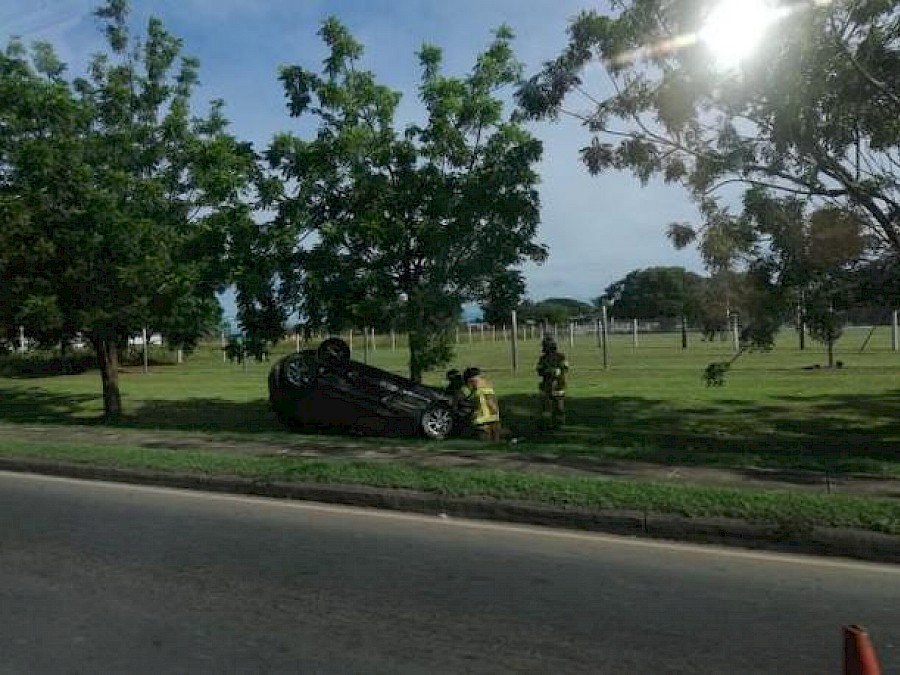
268, 338, 461, 440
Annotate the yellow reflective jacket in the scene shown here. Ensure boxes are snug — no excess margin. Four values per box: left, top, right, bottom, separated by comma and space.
467, 377, 500, 426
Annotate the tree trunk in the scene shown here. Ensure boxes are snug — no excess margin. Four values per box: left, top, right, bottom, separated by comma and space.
827, 339, 834, 369
680, 315, 688, 350
798, 292, 806, 351
96, 336, 122, 419
406, 291, 427, 384
408, 330, 425, 383
59, 339, 70, 374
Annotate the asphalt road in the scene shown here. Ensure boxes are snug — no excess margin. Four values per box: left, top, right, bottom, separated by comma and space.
1, 471, 897, 674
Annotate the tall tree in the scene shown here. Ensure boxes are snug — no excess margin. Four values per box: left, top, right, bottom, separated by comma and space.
517, 297, 594, 326
518, 0, 899, 327
0, 1, 254, 416
746, 200, 866, 364
480, 270, 527, 327
264, 19, 546, 381
599, 266, 703, 319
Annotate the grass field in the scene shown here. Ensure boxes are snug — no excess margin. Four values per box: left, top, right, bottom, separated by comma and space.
2, 439, 897, 534
0, 326, 898, 477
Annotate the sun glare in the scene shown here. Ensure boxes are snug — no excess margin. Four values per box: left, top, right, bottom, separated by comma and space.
699, 0, 781, 68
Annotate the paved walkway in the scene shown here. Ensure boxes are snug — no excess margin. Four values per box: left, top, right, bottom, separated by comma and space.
0, 423, 897, 499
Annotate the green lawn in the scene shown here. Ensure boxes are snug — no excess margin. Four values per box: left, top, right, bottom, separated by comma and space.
1, 326, 898, 477
2, 440, 897, 535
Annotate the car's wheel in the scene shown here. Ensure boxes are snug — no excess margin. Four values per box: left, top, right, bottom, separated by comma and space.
420, 403, 454, 440
283, 353, 317, 389
317, 337, 351, 365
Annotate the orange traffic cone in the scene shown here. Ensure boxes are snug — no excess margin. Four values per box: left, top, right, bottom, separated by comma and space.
843, 625, 881, 675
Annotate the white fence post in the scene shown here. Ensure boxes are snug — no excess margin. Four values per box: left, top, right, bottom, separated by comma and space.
510, 311, 519, 373
601, 306, 609, 369
142, 327, 149, 374
632, 318, 638, 350
732, 313, 740, 353
18, 325, 25, 353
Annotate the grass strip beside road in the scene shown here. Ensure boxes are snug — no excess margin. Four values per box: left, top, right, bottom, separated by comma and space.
1, 441, 897, 535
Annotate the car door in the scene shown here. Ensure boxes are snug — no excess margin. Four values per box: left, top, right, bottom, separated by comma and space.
313, 361, 394, 427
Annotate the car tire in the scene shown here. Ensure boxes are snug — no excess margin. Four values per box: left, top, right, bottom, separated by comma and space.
317, 337, 351, 365
420, 403, 454, 440
282, 353, 317, 390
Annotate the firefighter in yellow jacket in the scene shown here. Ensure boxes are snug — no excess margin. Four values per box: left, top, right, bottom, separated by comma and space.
462, 367, 501, 441
537, 335, 568, 429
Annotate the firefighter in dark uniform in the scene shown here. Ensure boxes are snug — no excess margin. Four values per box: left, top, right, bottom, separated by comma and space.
537, 335, 569, 429
445, 369, 475, 435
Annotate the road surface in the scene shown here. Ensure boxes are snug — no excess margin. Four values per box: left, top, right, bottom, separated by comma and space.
0, 471, 897, 673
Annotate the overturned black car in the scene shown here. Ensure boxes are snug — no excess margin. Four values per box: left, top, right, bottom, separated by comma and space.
268, 338, 463, 440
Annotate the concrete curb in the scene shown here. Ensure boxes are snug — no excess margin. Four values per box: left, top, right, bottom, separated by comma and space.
1, 456, 897, 564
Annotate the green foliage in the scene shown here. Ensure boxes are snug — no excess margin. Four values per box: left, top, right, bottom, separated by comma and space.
260, 19, 546, 381
517, 297, 593, 326
480, 270, 527, 326
744, 198, 865, 358
599, 266, 704, 321
519, 0, 900, 255
2, 439, 898, 533
0, 351, 97, 377
0, 1, 255, 414
519, 0, 900, 337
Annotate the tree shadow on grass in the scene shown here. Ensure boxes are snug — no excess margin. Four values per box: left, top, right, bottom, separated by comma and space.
0, 388, 102, 423
0, 387, 420, 442
0, 386, 279, 433
1, 385, 898, 474
499, 389, 900, 473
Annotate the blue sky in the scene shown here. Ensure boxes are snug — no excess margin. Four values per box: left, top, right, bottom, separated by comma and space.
2, 0, 704, 320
